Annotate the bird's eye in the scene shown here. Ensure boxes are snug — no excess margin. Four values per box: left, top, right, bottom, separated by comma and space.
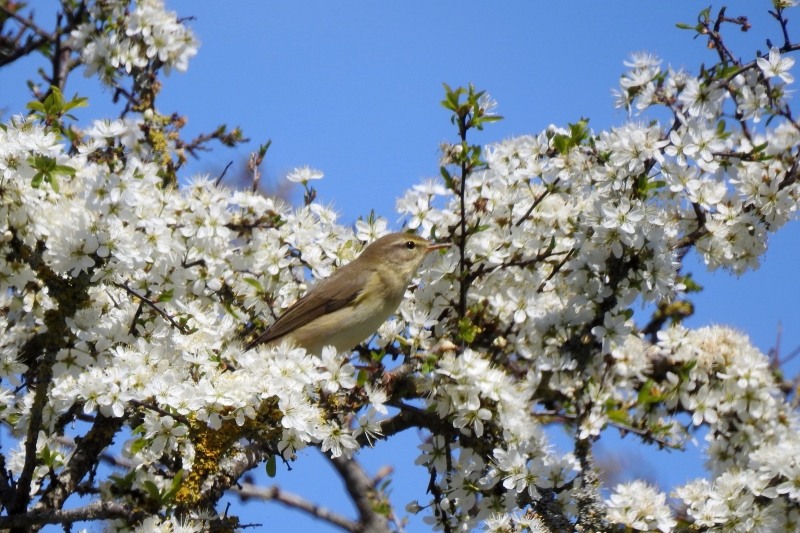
405, 241, 416, 250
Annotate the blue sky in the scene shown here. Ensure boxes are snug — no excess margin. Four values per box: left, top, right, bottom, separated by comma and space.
3, 1, 800, 531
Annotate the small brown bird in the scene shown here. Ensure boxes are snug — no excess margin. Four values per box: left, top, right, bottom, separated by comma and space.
246, 233, 450, 354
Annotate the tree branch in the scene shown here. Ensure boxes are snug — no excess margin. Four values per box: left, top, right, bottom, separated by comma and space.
196, 441, 267, 509
33, 414, 126, 513
8, 350, 56, 519
0, 501, 146, 529
233, 482, 359, 532
326, 454, 392, 533
724, 43, 800, 84
514, 177, 560, 227
129, 399, 190, 425
354, 407, 434, 448
113, 282, 191, 334
0, 5, 54, 40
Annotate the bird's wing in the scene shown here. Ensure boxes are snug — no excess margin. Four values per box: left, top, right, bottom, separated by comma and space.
246, 264, 372, 350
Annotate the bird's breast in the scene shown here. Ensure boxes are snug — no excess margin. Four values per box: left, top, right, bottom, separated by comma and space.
287, 289, 403, 355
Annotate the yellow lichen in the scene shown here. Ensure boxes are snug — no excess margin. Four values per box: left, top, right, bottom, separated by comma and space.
174, 398, 283, 507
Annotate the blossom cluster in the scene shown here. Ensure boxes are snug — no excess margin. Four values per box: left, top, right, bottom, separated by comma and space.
69, 0, 199, 83
390, 45, 800, 531
0, 111, 373, 529
2, 4, 800, 533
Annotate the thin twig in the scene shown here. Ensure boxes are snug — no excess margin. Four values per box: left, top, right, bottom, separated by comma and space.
214, 161, 234, 187
533, 410, 678, 448
724, 43, 800, 84
129, 399, 190, 425
515, 177, 560, 227
536, 249, 575, 293
770, 7, 792, 50
113, 282, 191, 334
0, 5, 54, 40
128, 300, 144, 337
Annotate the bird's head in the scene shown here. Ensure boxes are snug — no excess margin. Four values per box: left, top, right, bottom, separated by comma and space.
360, 233, 450, 280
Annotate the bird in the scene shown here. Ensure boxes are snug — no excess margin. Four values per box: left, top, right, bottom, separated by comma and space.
245, 233, 450, 354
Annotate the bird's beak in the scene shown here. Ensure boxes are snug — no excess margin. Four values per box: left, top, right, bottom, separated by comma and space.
426, 242, 451, 253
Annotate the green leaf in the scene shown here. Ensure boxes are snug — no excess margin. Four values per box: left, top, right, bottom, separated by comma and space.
637, 379, 666, 405
457, 316, 480, 343
131, 438, 147, 455
27, 155, 55, 171
440, 82, 466, 112
46, 174, 60, 193
637, 379, 656, 405
242, 277, 264, 291
553, 134, 570, 154
43, 87, 64, 117
636, 173, 648, 193
52, 164, 75, 176
39, 444, 55, 466
162, 470, 185, 502
266, 455, 277, 478
606, 409, 629, 424
26, 101, 45, 113
569, 118, 590, 141
357, 369, 368, 387
675, 22, 696, 29
679, 273, 703, 293
719, 65, 740, 78
258, 139, 272, 159
421, 356, 437, 374
159, 288, 175, 302
62, 94, 89, 112
143, 480, 161, 502
31, 172, 45, 189
439, 166, 454, 190
110, 471, 136, 490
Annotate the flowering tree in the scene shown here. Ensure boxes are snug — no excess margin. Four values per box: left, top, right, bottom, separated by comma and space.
1, 1, 800, 532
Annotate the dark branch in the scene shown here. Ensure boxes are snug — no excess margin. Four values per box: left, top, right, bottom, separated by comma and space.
514, 177, 560, 227
34, 414, 126, 513
326, 454, 392, 533
113, 282, 191, 334
129, 399, 190, 425
0, 501, 147, 529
